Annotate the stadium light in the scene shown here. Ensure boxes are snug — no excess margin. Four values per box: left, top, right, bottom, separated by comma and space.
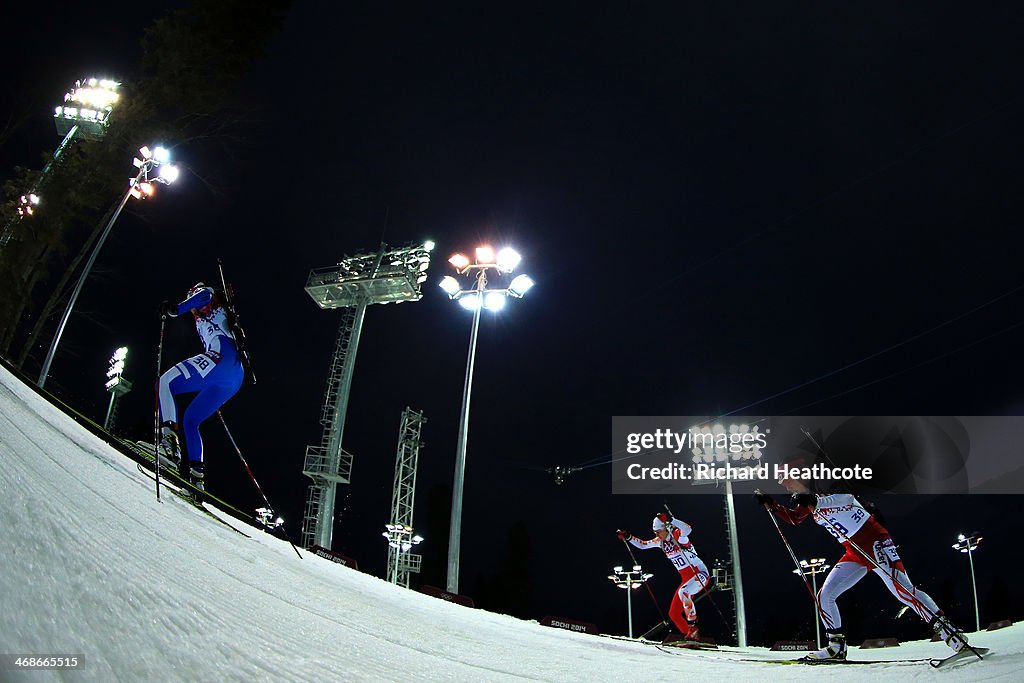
440, 245, 535, 594
38, 145, 180, 388
689, 420, 766, 647
793, 558, 831, 649
496, 247, 521, 272
17, 193, 41, 217
952, 532, 983, 632
2, 77, 121, 249
483, 291, 506, 312
102, 346, 132, 431
382, 523, 424, 584
54, 78, 120, 139
607, 564, 654, 638
475, 246, 495, 263
508, 274, 535, 297
439, 276, 460, 297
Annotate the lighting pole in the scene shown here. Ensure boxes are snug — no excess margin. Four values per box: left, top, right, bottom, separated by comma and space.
440, 246, 534, 593
952, 532, 983, 632
792, 558, 830, 648
690, 422, 764, 646
607, 565, 653, 638
38, 146, 179, 388
103, 346, 132, 431
383, 524, 424, 586
723, 477, 748, 646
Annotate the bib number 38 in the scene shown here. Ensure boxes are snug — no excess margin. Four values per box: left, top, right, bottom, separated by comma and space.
186, 353, 217, 378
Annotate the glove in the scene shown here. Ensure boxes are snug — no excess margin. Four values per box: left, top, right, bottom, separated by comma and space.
792, 493, 817, 507
616, 529, 630, 541
655, 512, 670, 523
753, 489, 774, 506
159, 300, 177, 317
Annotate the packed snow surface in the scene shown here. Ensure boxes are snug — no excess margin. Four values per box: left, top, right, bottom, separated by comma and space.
1, 364, 1022, 682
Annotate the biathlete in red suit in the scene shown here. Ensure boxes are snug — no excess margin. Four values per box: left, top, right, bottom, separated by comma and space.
617, 513, 710, 638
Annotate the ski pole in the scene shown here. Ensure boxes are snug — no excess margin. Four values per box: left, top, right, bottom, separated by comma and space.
217, 410, 301, 559
810, 506, 936, 622
798, 497, 937, 626
662, 504, 730, 628
618, 536, 671, 631
806, 507, 983, 660
152, 312, 167, 501
769, 489, 983, 662
759, 499, 824, 617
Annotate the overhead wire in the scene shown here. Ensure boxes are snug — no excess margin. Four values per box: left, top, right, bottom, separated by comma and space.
571, 282, 1024, 472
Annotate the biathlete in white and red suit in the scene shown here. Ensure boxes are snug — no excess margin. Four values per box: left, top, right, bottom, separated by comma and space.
616, 513, 709, 638
756, 472, 969, 661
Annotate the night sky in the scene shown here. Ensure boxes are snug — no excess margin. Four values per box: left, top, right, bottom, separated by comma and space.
4, 2, 1024, 645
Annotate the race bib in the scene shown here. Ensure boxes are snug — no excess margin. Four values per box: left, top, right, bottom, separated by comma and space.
874, 538, 901, 566
185, 353, 218, 378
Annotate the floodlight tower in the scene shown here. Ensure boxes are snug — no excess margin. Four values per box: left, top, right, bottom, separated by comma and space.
439, 246, 535, 593
793, 558, 830, 648
301, 241, 434, 550
689, 422, 764, 647
38, 145, 179, 388
607, 565, 653, 638
2, 78, 120, 248
103, 346, 132, 431
952, 532, 983, 632
383, 407, 427, 587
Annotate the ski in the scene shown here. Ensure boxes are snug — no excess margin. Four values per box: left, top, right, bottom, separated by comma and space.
135, 460, 251, 537
658, 640, 719, 651
654, 646, 929, 665
727, 656, 927, 666
169, 487, 251, 538
127, 440, 256, 521
768, 658, 928, 666
929, 646, 989, 668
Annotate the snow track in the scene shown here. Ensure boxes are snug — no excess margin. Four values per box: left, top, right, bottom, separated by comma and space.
1, 364, 1022, 681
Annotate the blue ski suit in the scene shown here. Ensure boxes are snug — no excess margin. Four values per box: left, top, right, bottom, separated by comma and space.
157, 286, 244, 467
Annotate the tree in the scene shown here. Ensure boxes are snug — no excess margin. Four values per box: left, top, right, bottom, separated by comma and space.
477, 521, 537, 619
0, 0, 291, 368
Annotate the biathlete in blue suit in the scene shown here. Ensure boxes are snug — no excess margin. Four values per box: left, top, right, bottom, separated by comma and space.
157, 283, 244, 491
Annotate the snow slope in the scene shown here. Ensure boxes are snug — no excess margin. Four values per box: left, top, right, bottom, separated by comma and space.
1, 364, 1022, 682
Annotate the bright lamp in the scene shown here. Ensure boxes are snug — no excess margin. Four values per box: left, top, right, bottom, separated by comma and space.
439, 276, 460, 297
475, 246, 495, 263
483, 292, 506, 311
508, 274, 534, 297
458, 294, 481, 311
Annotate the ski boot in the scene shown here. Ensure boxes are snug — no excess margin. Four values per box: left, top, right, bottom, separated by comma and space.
664, 621, 712, 649
156, 422, 182, 471
187, 461, 206, 505
803, 632, 847, 662
930, 614, 968, 653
